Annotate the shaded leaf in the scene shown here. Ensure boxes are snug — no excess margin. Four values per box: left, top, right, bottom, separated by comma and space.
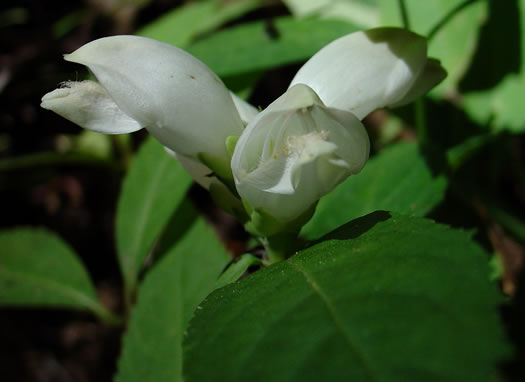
302, 142, 447, 240
115, 215, 230, 382
187, 16, 359, 78
116, 136, 192, 298
0, 228, 115, 322
184, 212, 510, 382
137, 0, 261, 48
461, 0, 525, 132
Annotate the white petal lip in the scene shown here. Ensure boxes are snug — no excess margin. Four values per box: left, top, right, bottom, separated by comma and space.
64, 35, 244, 160
230, 92, 259, 125
290, 27, 428, 119
41, 81, 142, 134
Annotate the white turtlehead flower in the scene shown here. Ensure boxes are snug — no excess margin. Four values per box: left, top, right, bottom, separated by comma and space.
231, 84, 369, 225
231, 28, 445, 228
41, 35, 244, 179
41, 28, 445, 233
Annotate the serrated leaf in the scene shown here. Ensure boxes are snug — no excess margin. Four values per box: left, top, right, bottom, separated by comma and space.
302, 142, 447, 240
137, 0, 261, 48
115, 215, 230, 382
116, 136, 192, 298
184, 212, 510, 382
187, 16, 359, 78
379, 0, 487, 97
0, 228, 115, 322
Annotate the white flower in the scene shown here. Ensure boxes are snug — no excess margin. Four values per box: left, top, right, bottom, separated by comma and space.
41, 28, 444, 234
231, 28, 444, 229
231, 84, 369, 226
41, 35, 244, 179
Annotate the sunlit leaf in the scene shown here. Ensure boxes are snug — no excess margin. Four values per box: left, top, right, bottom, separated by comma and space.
184, 212, 510, 382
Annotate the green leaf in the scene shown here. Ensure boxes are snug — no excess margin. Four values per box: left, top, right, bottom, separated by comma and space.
461, 0, 525, 132
0, 228, 116, 323
116, 136, 192, 299
379, 0, 487, 97
187, 16, 359, 78
115, 215, 230, 382
283, 0, 379, 28
214, 253, 262, 290
302, 142, 447, 240
184, 212, 510, 382
137, 0, 261, 48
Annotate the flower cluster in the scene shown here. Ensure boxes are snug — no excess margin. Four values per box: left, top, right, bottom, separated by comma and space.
42, 28, 445, 236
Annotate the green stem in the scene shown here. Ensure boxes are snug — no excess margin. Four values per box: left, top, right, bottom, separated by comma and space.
0, 151, 116, 172
398, 0, 429, 143
427, 0, 479, 42
415, 98, 427, 145
397, 0, 411, 29
92, 305, 123, 327
262, 232, 301, 265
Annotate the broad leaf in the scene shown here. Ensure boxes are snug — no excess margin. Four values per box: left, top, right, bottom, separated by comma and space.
116, 137, 192, 298
0, 228, 115, 322
137, 0, 261, 48
187, 16, 358, 78
115, 215, 230, 382
184, 212, 509, 382
283, 0, 379, 28
302, 142, 447, 240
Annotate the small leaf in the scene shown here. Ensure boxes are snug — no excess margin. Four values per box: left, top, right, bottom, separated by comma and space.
0, 228, 115, 322
116, 136, 192, 298
214, 254, 262, 290
302, 142, 447, 239
184, 212, 510, 382
115, 215, 230, 382
187, 16, 358, 78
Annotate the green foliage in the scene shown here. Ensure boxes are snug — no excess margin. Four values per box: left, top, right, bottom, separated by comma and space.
116, 137, 192, 300
461, 0, 525, 132
302, 143, 447, 239
0, 228, 116, 323
187, 17, 359, 78
115, 216, 230, 382
184, 212, 509, 382
137, 0, 261, 48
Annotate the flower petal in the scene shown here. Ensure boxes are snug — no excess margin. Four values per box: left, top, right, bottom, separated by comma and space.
41, 81, 142, 134
390, 58, 447, 107
289, 27, 428, 119
230, 92, 259, 126
65, 35, 244, 161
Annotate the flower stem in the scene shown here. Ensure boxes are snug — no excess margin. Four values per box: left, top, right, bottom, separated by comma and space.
262, 232, 301, 265
415, 98, 427, 146
397, 0, 429, 146
427, 0, 479, 42
397, 0, 411, 29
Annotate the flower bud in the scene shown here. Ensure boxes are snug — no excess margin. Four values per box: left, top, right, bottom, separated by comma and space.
41, 35, 244, 178
290, 28, 443, 119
